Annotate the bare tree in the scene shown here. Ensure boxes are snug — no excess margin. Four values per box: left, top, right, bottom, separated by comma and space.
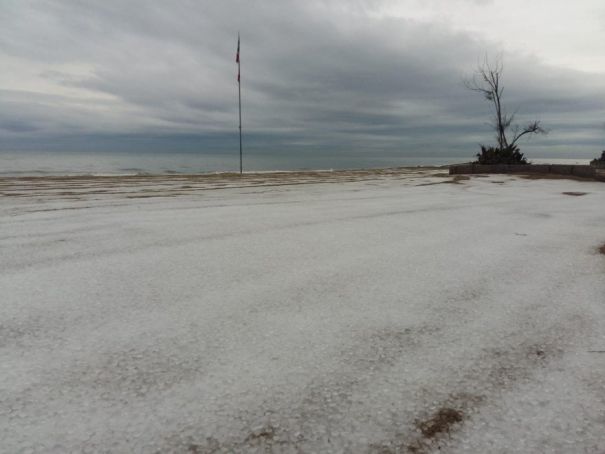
465, 57, 545, 154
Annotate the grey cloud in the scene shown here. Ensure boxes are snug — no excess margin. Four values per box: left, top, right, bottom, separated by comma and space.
0, 0, 604, 157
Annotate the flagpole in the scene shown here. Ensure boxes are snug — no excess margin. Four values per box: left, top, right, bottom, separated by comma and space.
237, 33, 243, 175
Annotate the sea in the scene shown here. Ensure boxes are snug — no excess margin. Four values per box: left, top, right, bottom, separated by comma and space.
0, 150, 593, 177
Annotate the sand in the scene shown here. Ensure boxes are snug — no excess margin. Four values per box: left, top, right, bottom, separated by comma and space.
1, 169, 604, 452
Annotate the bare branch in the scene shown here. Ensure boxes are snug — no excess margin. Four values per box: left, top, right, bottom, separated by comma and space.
464, 55, 545, 153
509, 121, 546, 147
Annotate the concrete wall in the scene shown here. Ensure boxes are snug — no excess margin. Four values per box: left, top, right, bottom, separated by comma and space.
449, 163, 605, 182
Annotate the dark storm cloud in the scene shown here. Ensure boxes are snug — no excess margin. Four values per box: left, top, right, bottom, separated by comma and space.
1, 0, 604, 156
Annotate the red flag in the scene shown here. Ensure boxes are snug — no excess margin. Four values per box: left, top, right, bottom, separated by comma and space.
236, 35, 240, 82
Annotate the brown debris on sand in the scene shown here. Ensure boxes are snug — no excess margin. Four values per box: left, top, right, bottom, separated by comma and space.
416, 407, 464, 439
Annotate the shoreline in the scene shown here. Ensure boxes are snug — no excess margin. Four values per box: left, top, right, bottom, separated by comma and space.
0, 167, 451, 202
0, 165, 450, 180
0, 157, 592, 179
3, 166, 602, 204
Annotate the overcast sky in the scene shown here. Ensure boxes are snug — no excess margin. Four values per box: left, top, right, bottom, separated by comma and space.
1, 0, 604, 157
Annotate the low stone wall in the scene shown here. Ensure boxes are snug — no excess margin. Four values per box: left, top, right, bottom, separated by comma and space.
449, 163, 605, 181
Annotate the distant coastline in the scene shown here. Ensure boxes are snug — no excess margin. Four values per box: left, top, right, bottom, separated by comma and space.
0, 149, 592, 177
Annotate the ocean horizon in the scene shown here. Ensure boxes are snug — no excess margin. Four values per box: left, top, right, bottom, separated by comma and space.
0, 150, 593, 177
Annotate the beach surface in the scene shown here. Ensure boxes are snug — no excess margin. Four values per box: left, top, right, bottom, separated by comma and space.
1, 168, 604, 452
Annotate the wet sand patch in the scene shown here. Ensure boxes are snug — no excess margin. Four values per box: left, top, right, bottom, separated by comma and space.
562, 191, 587, 196
0, 167, 447, 203
520, 174, 593, 182
416, 175, 470, 186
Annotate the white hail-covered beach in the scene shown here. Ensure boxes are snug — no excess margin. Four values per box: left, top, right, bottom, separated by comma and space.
1, 170, 604, 453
